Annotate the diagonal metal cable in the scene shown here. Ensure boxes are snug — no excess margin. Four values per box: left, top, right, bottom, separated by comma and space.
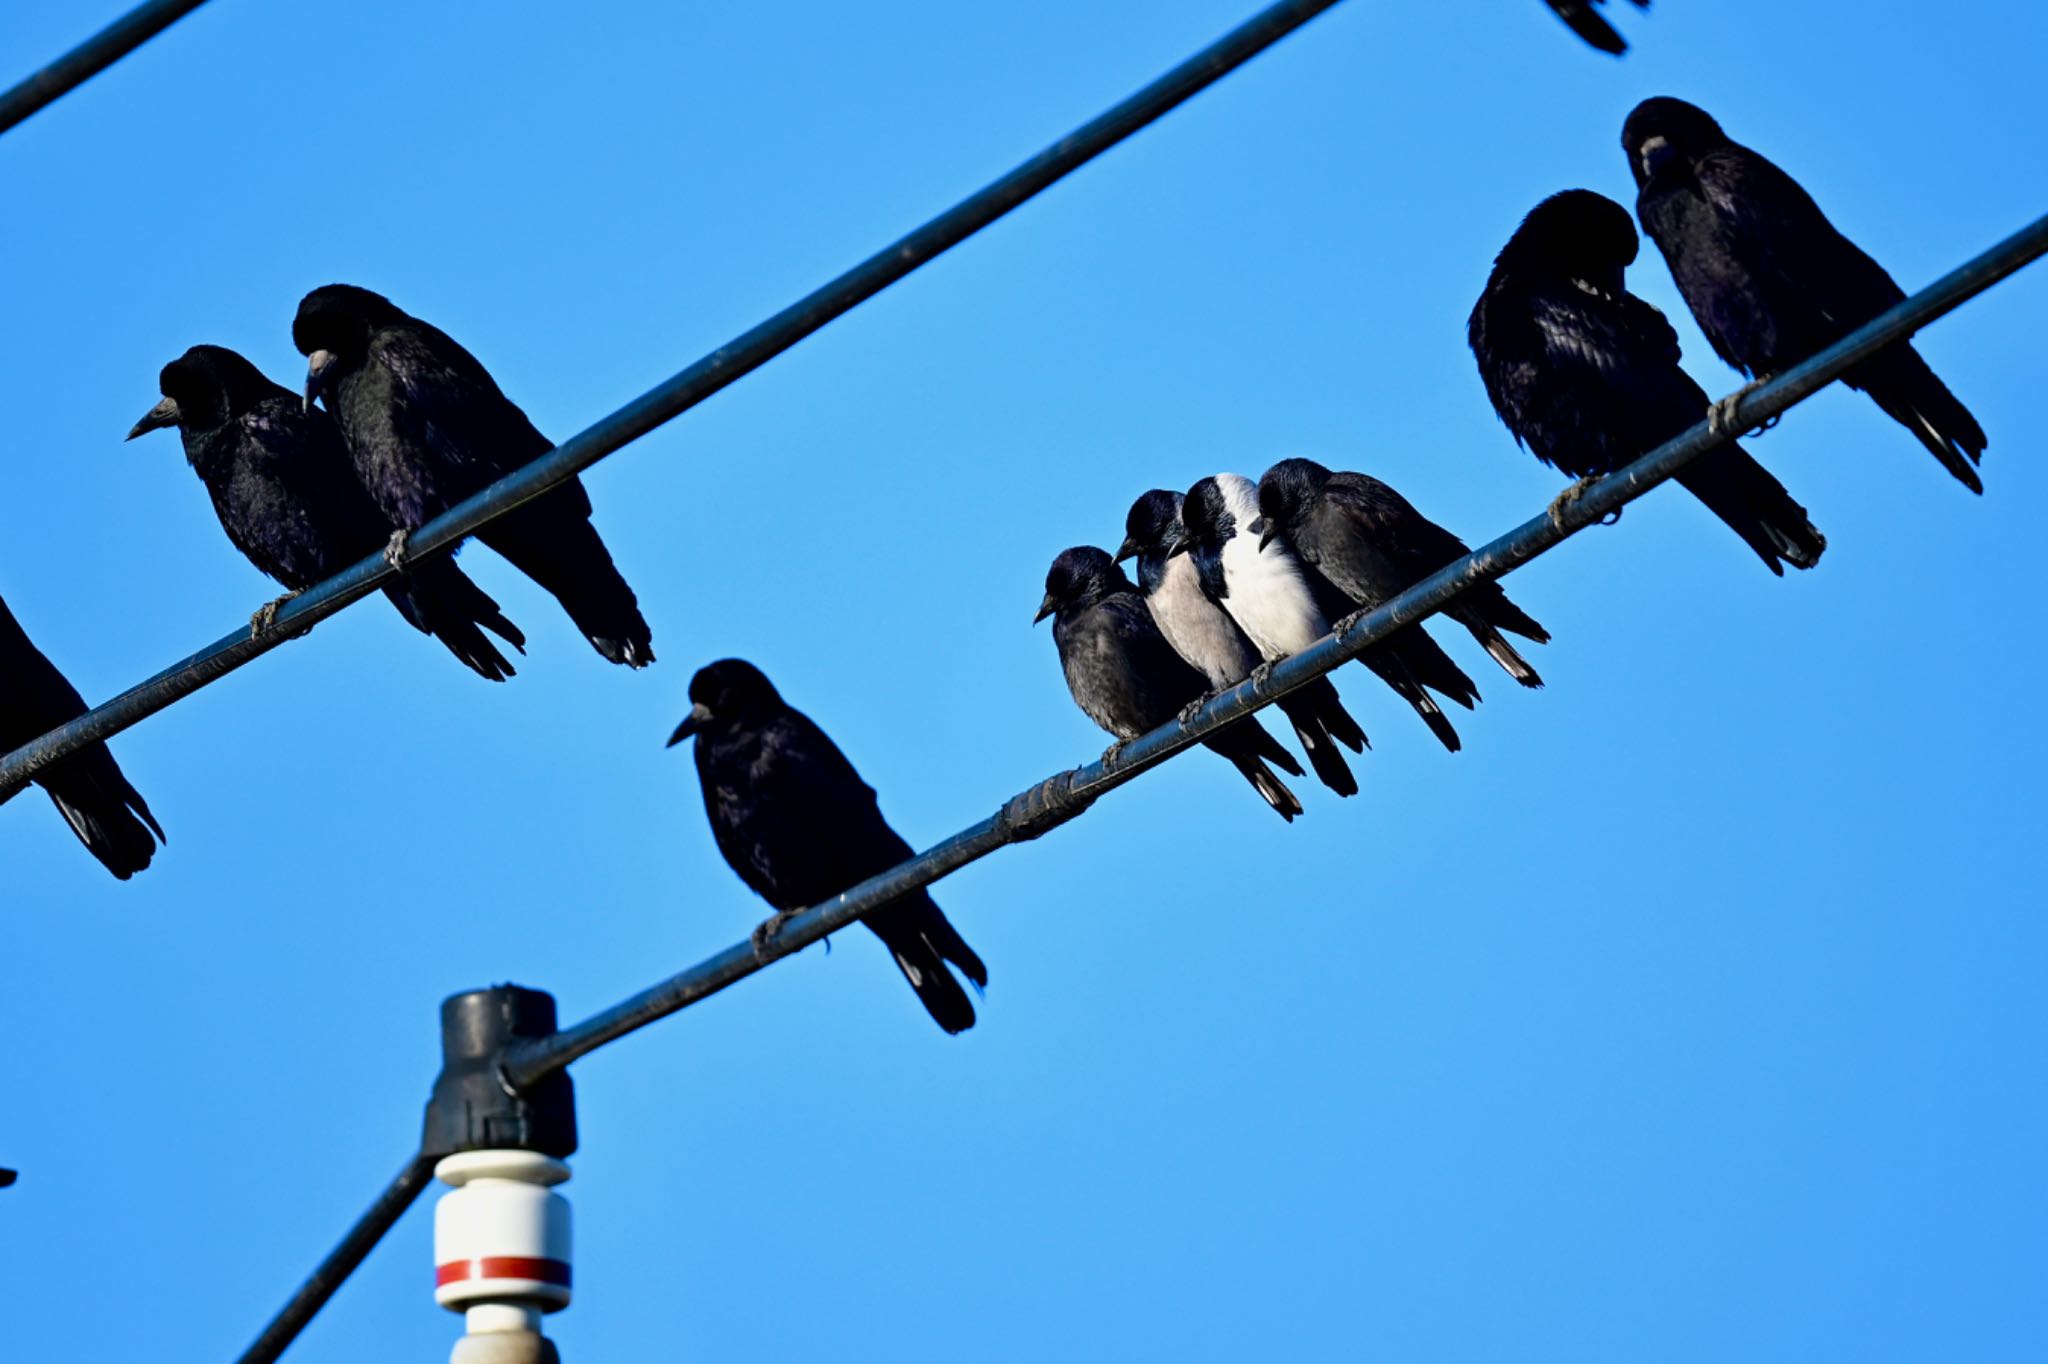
0, 0, 1348, 804
0, 0, 212, 136
215, 206, 2048, 1363
233, 1152, 437, 1364
499, 208, 2048, 1089
219, 137, 2039, 1364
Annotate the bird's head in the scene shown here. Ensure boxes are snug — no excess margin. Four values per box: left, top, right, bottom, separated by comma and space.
126, 345, 276, 442
1256, 458, 1332, 548
293, 284, 403, 411
667, 658, 783, 746
1622, 97, 1727, 190
1115, 489, 1185, 565
1036, 546, 1123, 624
1497, 190, 1639, 296
1172, 475, 1233, 561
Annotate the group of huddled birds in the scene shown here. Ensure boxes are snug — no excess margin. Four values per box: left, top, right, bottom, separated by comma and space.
3, 96, 1992, 1036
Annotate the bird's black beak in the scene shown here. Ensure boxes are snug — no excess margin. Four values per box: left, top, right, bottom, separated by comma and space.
1033, 593, 1057, 626
1251, 517, 1277, 553
125, 397, 180, 441
666, 702, 712, 747
1112, 535, 1139, 565
303, 349, 339, 412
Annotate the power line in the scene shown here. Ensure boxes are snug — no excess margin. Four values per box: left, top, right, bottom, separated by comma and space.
234, 1153, 437, 1364
234, 209, 2048, 1362
499, 207, 2048, 1090
0, 0, 212, 137
0, 0, 1348, 804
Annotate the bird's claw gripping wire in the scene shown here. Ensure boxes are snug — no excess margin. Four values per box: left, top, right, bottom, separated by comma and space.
750, 910, 800, 959
1176, 695, 1211, 729
250, 591, 304, 641
383, 530, 412, 572
1547, 477, 1620, 531
1249, 660, 1279, 691
1708, 376, 1778, 440
1100, 739, 1129, 768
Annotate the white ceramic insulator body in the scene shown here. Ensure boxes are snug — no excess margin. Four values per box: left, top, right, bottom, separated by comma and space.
433, 1151, 573, 1315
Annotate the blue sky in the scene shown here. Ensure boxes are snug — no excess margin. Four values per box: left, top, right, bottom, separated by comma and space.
2, 0, 2043, 1359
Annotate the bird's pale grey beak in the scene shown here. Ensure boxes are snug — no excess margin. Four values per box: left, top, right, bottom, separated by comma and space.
303, 349, 339, 412
125, 396, 180, 441
1112, 535, 1139, 565
1251, 516, 1277, 552
1164, 537, 1192, 559
1638, 134, 1676, 179
666, 702, 713, 747
1033, 594, 1057, 625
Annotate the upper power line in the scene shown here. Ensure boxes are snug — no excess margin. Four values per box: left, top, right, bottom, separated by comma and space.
0, 0, 1348, 806
0, 0, 212, 136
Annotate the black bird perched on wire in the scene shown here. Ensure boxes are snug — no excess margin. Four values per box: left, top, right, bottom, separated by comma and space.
294, 284, 655, 666
1257, 459, 1550, 689
667, 659, 987, 1035
1176, 475, 1478, 754
0, 595, 164, 879
128, 345, 526, 680
1469, 190, 1827, 576
1544, 0, 1648, 54
1037, 547, 1306, 821
1116, 489, 1367, 797
1623, 97, 1987, 493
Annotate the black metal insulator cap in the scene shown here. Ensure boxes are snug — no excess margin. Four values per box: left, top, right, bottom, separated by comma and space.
422, 985, 577, 1159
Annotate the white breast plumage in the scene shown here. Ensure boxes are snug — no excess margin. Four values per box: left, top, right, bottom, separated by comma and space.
1211, 474, 1328, 659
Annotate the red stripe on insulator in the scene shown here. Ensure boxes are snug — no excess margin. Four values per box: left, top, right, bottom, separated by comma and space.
435, 1256, 572, 1288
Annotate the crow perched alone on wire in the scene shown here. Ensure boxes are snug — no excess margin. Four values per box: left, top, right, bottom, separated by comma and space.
128, 345, 526, 680
1257, 459, 1550, 689
1544, 0, 1648, 54
668, 659, 988, 1035
1469, 190, 1827, 575
0, 595, 163, 879
1038, 546, 1306, 821
1118, 489, 1368, 798
1623, 97, 1988, 493
1177, 474, 1478, 754
294, 284, 655, 666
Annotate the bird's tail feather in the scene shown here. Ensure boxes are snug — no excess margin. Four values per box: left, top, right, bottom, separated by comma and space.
1462, 584, 1550, 643
385, 559, 527, 682
1464, 619, 1544, 689
41, 747, 164, 880
868, 894, 983, 1035
1242, 716, 1305, 779
1677, 445, 1827, 576
1850, 345, 1986, 494
1361, 647, 1463, 753
1282, 709, 1359, 797
1395, 628, 1481, 709
479, 488, 655, 667
1227, 754, 1305, 821
1302, 677, 1369, 753
1278, 679, 1367, 797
